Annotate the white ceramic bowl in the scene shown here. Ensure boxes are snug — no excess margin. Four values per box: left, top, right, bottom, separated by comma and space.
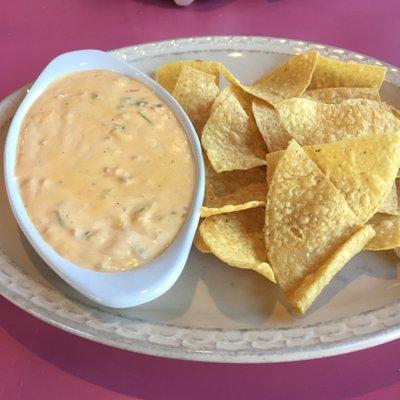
4, 50, 205, 308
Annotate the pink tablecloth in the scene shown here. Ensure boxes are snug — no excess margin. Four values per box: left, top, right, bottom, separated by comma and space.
1, 1, 400, 399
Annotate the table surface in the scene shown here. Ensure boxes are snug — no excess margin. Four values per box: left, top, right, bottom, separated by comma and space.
1, 1, 400, 399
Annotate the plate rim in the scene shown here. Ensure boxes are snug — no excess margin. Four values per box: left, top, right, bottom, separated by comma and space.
1, 35, 399, 363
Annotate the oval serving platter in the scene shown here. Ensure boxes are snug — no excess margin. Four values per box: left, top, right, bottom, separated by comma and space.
1, 36, 399, 363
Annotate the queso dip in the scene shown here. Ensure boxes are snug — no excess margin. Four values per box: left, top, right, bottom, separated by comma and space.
16, 70, 196, 271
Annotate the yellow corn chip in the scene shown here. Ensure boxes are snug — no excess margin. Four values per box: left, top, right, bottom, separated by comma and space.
222, 52, 318, 106
212, 85, 254, 117
306, 135, 400, 223
194, 230, 211, 253
302, 87, 380, 104
378, 182, 399, 215
266, 152, 279, 185
201, 92, 267, 172
365, 214, 400, 250
211, 86, 233, 114
253, 88, 381, 152
266, 134, 400, 223
201, 159, 266, 217
265, 141, 374, 313
289, 225, 374, 313
275, 98, 400, 146
252, 99, 293, 152
155, 60, 220, 93
199, 207, 275, 282
309, 54, 386, 90
172, 66, 219, 133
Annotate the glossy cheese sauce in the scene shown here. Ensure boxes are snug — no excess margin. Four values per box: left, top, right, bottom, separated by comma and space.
16, 70, 196, 271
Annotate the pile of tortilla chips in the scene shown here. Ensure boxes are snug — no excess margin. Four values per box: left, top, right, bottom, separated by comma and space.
156, 51, 400, 314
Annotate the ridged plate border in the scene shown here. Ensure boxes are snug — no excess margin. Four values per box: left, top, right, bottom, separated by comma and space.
1, 36, 400, 363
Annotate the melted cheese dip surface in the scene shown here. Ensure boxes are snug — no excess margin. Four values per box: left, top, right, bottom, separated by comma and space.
16, 70, 196, 271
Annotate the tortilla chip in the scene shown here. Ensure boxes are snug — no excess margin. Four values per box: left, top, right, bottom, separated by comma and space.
378, 182, 399, 215
201, 92, 267, 172
253, 90, 382, 153
155, 60, 220, 93
172, 66, 219, 133
211, 86, 233, 114
252, 99, 293, 152
265, 141, 374, 313
302, 87, 380, 104
365, 214, 400, 250
307, 135, 400, 222
212, 85, 254, 117
194, 230, 211, 253
222, 52, 318, 106
309, 54, 386, 90
275, 98, 400, 146
266, 152, 280, 185
288, 225, 374, 312
266, 134, 400, 223
199, 207, 275, 282
201, 159, 266, 217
